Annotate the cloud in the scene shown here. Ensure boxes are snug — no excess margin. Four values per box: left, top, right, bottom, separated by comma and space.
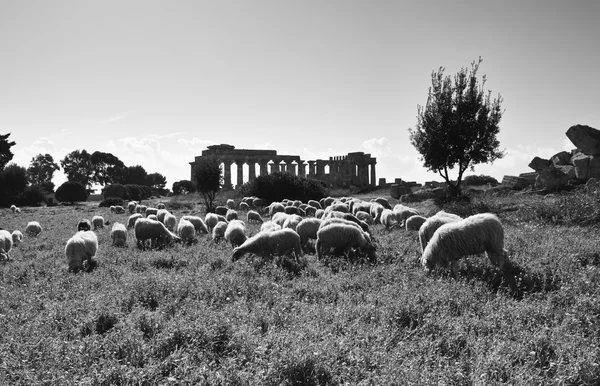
177, 138, 215, 149
100, 112, 129, 124
363, 137, 412, 163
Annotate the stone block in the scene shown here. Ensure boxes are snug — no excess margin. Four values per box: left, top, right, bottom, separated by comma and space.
566, 124, 600, 155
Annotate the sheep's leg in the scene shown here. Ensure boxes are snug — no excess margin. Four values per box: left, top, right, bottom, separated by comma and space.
450, 260, 459, 278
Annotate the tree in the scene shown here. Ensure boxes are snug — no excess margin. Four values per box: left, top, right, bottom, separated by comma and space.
0, 133, 16, 171
27, 153, 60, 187
409, 57, 504, 197
90, 151, 127, 186
61, 150, 94, 192
55, 181, 88, 204
146, 172, 167, 189
172, 180, 196, 195
0, 163, 27, 207
192, 156, 223, 212
125, 165, 148, 185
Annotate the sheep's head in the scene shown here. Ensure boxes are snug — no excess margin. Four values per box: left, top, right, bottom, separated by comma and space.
232, 247, 244, 261
78, 220, 92, 232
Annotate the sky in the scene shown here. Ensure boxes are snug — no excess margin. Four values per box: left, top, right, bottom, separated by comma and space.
1, 0, 599, 191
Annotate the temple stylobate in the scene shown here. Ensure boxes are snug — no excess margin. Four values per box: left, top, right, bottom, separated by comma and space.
190, 144, 377, 189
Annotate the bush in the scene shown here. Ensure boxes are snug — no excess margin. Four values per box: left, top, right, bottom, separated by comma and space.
55, 181, 88, 204
464, 174, 499, 186
102, 183, 152, 202
238, 172, 329, 204
99, 197, 125, 208
103, 183, 126, 199
17, 185, 47, 207
0, 163, 27, 207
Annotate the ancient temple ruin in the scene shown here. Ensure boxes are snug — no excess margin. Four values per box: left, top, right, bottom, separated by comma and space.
190, 144, 377, 189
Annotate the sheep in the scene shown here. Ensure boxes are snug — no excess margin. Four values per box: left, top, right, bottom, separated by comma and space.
128, 201, 137, 213
370, 203, 385, 224
284, 206, 299, 215
393, 205, 420, 225
260, 221, 282, 232
15, 208, 21, 213
307, 200, 322, 210
216, 214, 228, 223
163, 212, 177, 232
182, 215, 209, 234
65, 230, 98, 272
212, 221, 228, 242
316, 223, 376, 261
319, 217, 367, 236
110, 205, 116, 213
239, 202, 250, 211
136, 204, 147, 214
110, 222, 128, 247
325, 211, 370, 234
226, 199, 236, 209
147, 214, 158, 221
321, 197, 335, 208
134, 218, 180, 250
353, 201, 373, 216
0, 230, 13, 260
372, 197, 392, 209
315, 209, 325, 219
113, 205, 126, 214
10, 205, 17, 213
205, 213, 219, 232
232, 228, 303, 262
127, 213, 143, 229
421, 213, 509, 276
252, 198, 266, 207
282, 214, 303, 232
157, 203, 166, 210
92, 215, 105, 230
215, 206, 228, 216
177, 218, 196, 244
157, 209, 170, 223
25, 221, 42, 237
272, 212, 290, 227
405, 215, 427, 231
380, 209, 399, 229
296, 218, 323, 252
247, 210, 264, 224
224, 220, 247, 248
329, 203, 350, 213
355, 210, 374, 224
11, 230, 23, 247
304, 206, 317, 217
144, 207, 159, 218
419, 211, 463, 252
225, 209, 239, 222
78, 219, 92, 232
269, 202, 285, 217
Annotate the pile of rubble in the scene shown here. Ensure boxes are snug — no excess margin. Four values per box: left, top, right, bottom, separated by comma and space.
502, 124, 600, 191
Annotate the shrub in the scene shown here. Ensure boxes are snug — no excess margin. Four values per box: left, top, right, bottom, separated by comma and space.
102, 183, 152, 201
103, 183, 126, 199
464, 174, 499, 186
99, 197, 125, 208
17, 185, 47, 207
0, 163, 27, 207
238, 172, 329, 204
55, 181, 88, 204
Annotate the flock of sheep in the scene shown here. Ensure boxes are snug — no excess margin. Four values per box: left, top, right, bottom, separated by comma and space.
0, 195, 509, 277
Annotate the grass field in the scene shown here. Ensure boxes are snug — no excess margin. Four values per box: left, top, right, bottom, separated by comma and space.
1, 188, 600, 385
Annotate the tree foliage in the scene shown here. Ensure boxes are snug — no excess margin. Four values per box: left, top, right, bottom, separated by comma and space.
55, 181, 88, 204
90, 151, 127, 186
27, 153, 60, 187
192, 156, 223, 213
238, 171, 329, 204
0, 163, 27, 207
60, 150, 94, 192
172, 180, 196, 195
125, 165, 148, 186
146, 172, 167, 189
0, 133, 16, 171
409, 57, 504, 197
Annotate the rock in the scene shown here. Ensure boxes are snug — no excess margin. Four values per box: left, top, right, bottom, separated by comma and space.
501, 175, 530, 190
519, 172, 539, 184
566, 124, 600, 155
551, 151, 571, 166
390, 184, 412, 199
534, 166, 570, 190
555, 165, 576, 179
571, 152, 600, 180
528, 157, 551, 172
400, 187, 445, 202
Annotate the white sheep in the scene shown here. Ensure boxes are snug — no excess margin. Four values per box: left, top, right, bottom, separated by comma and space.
92, 215, 105, 230
225, 209, 239, 222
110, 205, 116, 213
315, 209, 325, 219
284, 206, 300, 215
295, 217, 323, 252
205, 213, 219, 232
307, 200, 322, 209
260, 221, 282, 233
216, 214, 228, 223
163, 212, 177, 232
212, 221, 228, 242
405, 215, 427, 231
304, 206, 317, 217
247, 210, 264, 224
0, 230, 13, 260
65, 230, 98, 272
421, 213, 509, 276
157, 209, 170, 223
78, 219, 92, 232
215, 206, 228, 216
380, 209, 399, 229
269, 202, 285, 217
239, 202, 250, 211
325, 211, 370, 234
10, 205, 17, 213
127, 213, 143, 229
370, 203, 385, 224
134, 218, 180, 250
272, 212, 290, 227
147, 214, 158, 221
157, 203, 166, 210
224, 220, 247, 248
353, 201, 373, 215
355, 210, 374, 224
282, 214, 303, 232
372, 197, 392, 209
177, 218, 196, 244
144, 207, 158, 218
136, 204, 147, 214
25, 221, 42, 237
316, 223, 376, 261
232, 228, 302, 262
11, 230, 23, 247
419, 211, 463, 252
393, 204, 420, 225
226, 199, 236, 209
181, 215, 209, 234
15, 208, 21, 213
128, 201, 137, 213
113, 205, 126, 214
110, 222, 128, 247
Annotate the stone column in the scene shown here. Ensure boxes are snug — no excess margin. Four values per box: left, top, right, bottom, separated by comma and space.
298, 162, 306, 177
248, 161, 256, 180
259, 160, 268, 176
316, 162, 325, 176
236, 161, 244, 188
279, 162, 286, 172
223, 159, 232, 189
370, 162, 377, 186
307, 161, 315, 176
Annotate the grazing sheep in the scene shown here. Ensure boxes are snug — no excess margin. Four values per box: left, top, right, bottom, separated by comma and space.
147, 214, 158, 221
380, 209, 399, 229
25, 221, 42, 237
325, 211, 370, 234
78, 219, 92, 232
272, 212, 290, 227
15, 208, 21, 213
11, 230, 23, 247
370, 203, 385, 224
163, 212, 177, 232
205, 213, 219, 232
177, 218, 196, 244
419, 211, 463, 252
0, 230, 13, 259
65, 230, 98, 272
224, 220, 247, 248
284, 206, 299, 215
134, 218, 180, 250
353, 201, 373, 216
110, 222, 128, 247
252, 198, 266, 207
269, 202, 285, 217
157, 209, 170, 223
225, 209, 239, 222
144, 207, 158, 218
372, 197, 392, 209
157, 203, 166, 210
247, 210, 264, 224
92, 215, 105, 230
393, 205, 420, 224
304, 206, 317, 217
315, 209, 325, 219
421, 213, 509, 276
316, 223, 376, 261
226, 199, 236, 209
329, 203, 350, 213
215, 206, 228, 216
113, 205, 126, 214
128, 201, 137, 213
136, 204, 147, 214
212, 221, 228, 242
127, 213, 143, 229
355, 210, 374, 224
296, 218, 323, 252
307, 200, 322, 210
110, 205, 116, 213
10, 205, 17, 213
319, 217, 367, 235
232, 228, 303, 262
282, 214, 303, 232
405, 215, 427, 231
321, 197, 335, 208
260, 221, 282, 232
239, 202, 250, 211
182, 215, 209, 234
216, 214, 228, 223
